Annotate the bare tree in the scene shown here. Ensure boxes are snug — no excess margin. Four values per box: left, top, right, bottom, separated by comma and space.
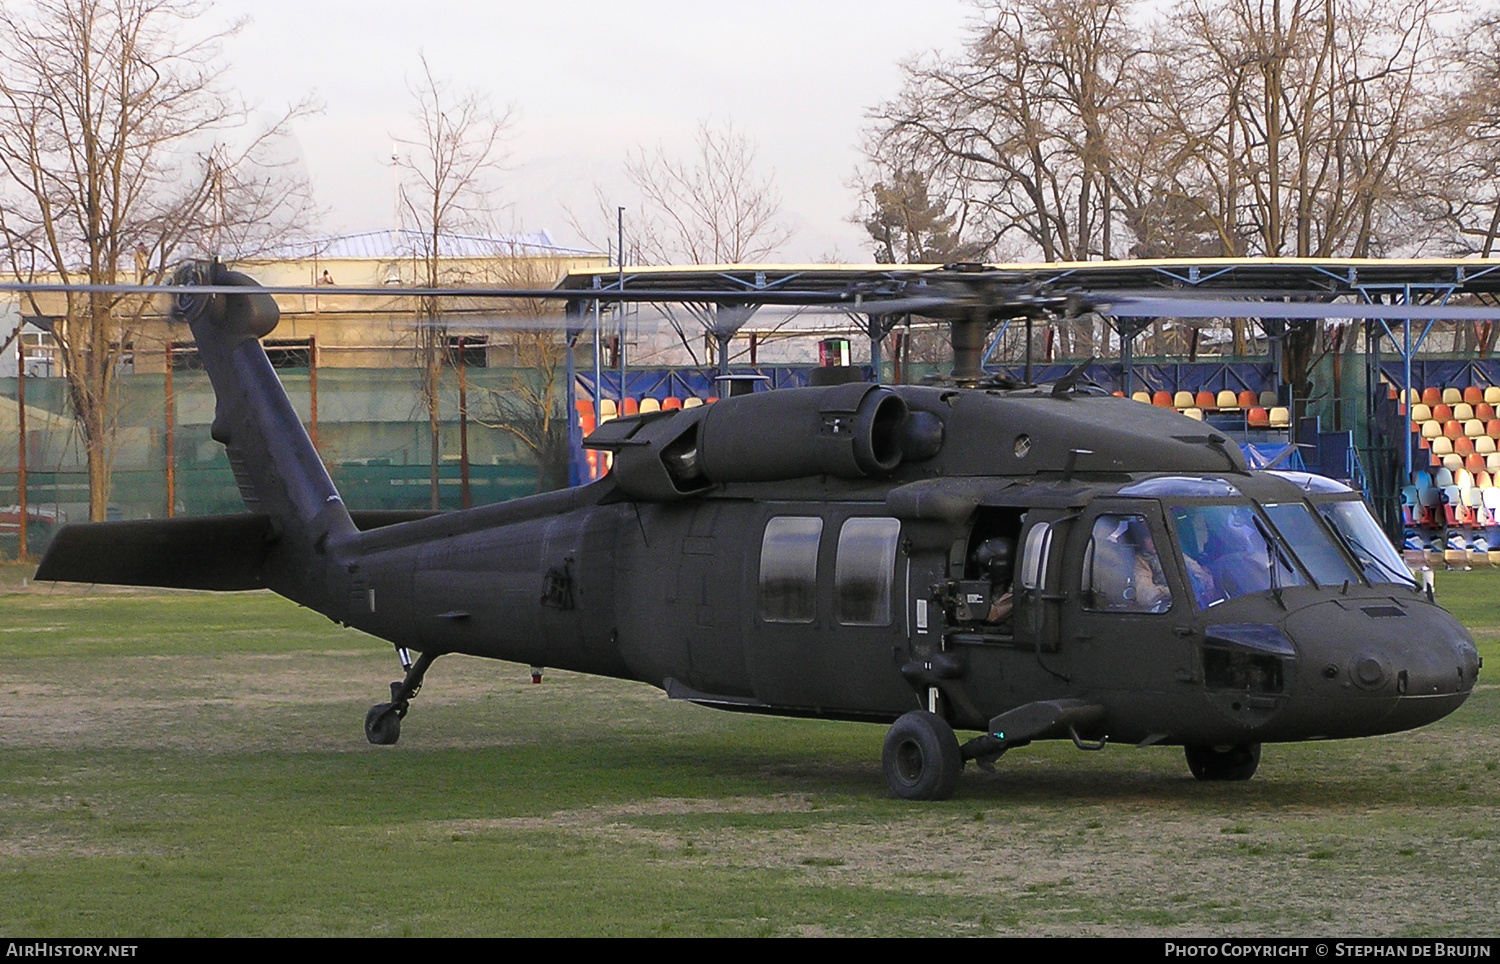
396, 54, 514, 508
867, 0, 1148, 266
573, 121, 794, 266
1413, 12, 1500, 258
0, 0, 316, 520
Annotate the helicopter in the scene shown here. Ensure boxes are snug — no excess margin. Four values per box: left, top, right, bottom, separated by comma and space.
30, 259, 1485, 800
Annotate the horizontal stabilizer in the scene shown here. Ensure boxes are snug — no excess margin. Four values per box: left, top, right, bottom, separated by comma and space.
36, 514, 277, 591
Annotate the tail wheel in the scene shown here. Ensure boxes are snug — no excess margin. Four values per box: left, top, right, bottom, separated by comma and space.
365, 703, 402, 746
1184, 743, 1261, 781
882, 710, 962, 800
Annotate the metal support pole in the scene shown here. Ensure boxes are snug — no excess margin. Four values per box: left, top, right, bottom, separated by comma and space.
868, 314, 882, 384
308, 334, 319, 454
617, 207, 626, 407
164, 343, 175, 518
16, 335, 26, 559
592, 292, 603, 429
1024, 315, 1034, 383
458, 336, 470, 510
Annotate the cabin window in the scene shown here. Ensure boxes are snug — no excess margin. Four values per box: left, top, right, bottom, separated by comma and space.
1020, 522, 1054, 592
835, 516, 901, 626
1082, 514, 1172, 614
759, 516, 823, 623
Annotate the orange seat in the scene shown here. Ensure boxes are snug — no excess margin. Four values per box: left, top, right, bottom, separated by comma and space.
1237, 390, 1258, 409
575, 399, 594, 418
1456, 437, 1475, 457
1467, 453, 1487, 475
1488, 419, 1500, 438
1422, 387, 1442, 406
621, 397, 640, 416
1195, 391, 1216, 409
1152, 391, 1173, 407
1478, 403, 1495, 420
1433, 404, 1453, 422
661, 397, 683, 411
1465, 386, 1485, 405
1248, 407, 1270, 427
1445, 420, 1465, 439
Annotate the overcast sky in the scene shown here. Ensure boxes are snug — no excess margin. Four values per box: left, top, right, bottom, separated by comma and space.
214, 0, 978, 262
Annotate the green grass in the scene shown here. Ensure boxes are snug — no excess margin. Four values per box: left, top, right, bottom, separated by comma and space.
1, 563, 1498, 936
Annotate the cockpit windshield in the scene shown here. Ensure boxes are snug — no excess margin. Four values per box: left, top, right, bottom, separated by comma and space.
1165, 494, 1414, 608
1170, 504, 1305, 608
1316, 499, 1418, 589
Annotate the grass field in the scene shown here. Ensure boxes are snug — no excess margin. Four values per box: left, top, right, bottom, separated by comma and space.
1, 561, 1497, 937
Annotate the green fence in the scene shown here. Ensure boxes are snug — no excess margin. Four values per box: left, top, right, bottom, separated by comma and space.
0, 365, 562, 543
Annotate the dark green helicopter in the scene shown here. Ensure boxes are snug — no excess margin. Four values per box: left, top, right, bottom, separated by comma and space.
33, 261, 1483, 800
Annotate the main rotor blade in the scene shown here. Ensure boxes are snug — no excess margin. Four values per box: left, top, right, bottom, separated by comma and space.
1096, 294, 1500, 322
0, 280, 860, 305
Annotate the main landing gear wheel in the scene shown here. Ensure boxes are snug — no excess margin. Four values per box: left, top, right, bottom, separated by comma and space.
882, 710, 963, 800
1184, 743, 1261, 781
364, 703, 401, 745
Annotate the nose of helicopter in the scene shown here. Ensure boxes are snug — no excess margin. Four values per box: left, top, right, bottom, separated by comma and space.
1282, 598, 1480, 736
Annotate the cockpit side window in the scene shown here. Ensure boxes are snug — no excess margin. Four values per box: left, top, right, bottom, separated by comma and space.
1082, 514, 1173, 614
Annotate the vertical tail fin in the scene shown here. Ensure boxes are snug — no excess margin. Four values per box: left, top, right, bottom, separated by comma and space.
172, 260, 357, 556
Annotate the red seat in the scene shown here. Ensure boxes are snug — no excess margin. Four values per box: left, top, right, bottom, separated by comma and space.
621, 397, 639, 416
1248, 407, 1270, 427
1422, 387, 1442, 406
1478, 403, 1495, 420
1456, 437, 1475, 457
1445, 420, 1465, 439
1465, 386, 1485, 405
1467, 453, 1487, 474
1237, 390, 1258, 409
1195, 390, 1216, 409
1433, 404, 1454, 422
661, 397, 683, 411
1152, 391, 1173, 407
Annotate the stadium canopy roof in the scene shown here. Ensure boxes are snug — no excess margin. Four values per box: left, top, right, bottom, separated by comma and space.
556, 257, 1500, 303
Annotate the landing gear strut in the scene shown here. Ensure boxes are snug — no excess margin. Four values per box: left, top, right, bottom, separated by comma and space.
365, 647, 440, 746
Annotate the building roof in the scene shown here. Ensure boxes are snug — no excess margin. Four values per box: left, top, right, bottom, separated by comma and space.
257, 228, 602, 262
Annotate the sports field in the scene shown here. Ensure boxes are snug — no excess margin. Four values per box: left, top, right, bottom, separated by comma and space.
1, 562, 1496, 937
